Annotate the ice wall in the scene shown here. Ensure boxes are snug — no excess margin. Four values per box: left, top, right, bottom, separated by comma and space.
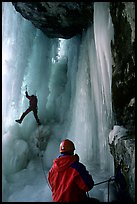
67, 2, 114, 172
2, 3, 56, 201
2, 2, 115, 202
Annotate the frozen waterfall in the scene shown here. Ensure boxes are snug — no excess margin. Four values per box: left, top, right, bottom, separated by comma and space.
2, 2, 116, 202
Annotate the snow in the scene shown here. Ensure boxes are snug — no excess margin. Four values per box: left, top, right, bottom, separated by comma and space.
109, 125, 128, 145
2, 2, 116, 202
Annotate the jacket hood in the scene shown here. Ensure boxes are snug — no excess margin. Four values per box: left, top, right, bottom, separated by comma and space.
52, 154, 79, 172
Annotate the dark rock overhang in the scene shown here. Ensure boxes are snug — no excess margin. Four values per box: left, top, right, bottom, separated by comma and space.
12, 2, 93, 39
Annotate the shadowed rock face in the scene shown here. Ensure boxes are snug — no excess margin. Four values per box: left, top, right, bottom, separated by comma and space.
110, 2, 135, 134
12, 2, 93, 39
109, 126, 135, 202
109, 3, 135, 201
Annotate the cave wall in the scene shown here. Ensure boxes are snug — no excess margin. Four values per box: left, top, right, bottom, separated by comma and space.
12, 2, 93, 39
109, 2, 135, 202
109, 126, 135, 202
110, 2, 135, 134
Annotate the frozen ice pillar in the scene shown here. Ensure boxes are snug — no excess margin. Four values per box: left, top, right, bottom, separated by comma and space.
68, 2, 114, 174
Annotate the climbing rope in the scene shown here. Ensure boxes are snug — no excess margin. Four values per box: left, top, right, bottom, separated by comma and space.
37, 125, 51, 190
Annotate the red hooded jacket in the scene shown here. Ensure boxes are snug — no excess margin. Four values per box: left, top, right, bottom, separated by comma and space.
48, 154, 94, 202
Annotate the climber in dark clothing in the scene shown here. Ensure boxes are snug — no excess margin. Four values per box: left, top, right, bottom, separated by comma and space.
15, 91, 41, 126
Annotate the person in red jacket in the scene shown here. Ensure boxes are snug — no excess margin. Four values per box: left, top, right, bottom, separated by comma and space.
48, 139, 95, 202
15, 90, 41, 126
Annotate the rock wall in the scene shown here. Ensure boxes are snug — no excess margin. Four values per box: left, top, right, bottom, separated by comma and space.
12, 2, 93, 39
110, 2, 135, 134
109, 2, 135, 201
109, 126, 135, 202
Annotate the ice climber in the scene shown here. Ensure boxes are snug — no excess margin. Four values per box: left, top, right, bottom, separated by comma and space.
15, 90, 41, 126
48, 139, 96, 202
